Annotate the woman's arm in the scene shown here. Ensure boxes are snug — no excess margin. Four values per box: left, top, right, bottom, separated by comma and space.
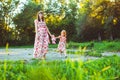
34, 20, 38, 36
47, 27, 52, 37
45, 24, 52, 37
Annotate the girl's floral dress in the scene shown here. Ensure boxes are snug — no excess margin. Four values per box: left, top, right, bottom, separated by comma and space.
58, 36, 66, 52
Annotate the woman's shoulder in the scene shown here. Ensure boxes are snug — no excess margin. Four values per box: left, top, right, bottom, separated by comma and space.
34, 19, 38, 23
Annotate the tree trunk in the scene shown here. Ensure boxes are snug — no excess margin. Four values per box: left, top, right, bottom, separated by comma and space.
98, 33, 102, 41
110, 33, 113, 40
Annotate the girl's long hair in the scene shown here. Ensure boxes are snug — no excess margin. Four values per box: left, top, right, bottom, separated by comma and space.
37, 11, 44, 21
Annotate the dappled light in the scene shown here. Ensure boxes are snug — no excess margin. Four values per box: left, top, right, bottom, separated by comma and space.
0, 0, 120, 80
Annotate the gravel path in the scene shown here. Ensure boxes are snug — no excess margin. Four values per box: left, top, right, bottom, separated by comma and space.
0, 48, 119, 61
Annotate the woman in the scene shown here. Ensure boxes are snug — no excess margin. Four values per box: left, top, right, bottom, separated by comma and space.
33, 11, 52, 59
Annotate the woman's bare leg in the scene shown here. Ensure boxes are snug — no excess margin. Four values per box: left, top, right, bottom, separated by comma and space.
43, 50, 48, 59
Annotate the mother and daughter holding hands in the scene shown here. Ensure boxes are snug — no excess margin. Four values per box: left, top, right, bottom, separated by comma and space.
33, 11, 67, 59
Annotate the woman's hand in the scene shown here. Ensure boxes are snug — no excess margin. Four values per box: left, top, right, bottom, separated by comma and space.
51, 35, 56, 44
51, 35, 54, 37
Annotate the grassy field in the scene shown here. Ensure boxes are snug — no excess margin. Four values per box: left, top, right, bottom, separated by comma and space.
1, 41, 120, 52
0, 41, 120, 80
0, 56, 119, 80
67, 41, 120, 56
1, 41, 120, 57
67, 41, 120, 52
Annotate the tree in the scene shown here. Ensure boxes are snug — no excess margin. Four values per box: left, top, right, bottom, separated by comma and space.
13, 1, 43, 45
0, 0, 20, 46
76, 0, 120, 41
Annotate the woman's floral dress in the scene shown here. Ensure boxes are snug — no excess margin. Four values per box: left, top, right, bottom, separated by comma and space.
33, 20, 49, 58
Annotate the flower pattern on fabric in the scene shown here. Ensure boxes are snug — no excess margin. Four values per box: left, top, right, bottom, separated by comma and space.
33, 21, 49, 58
58, 36, 66, 52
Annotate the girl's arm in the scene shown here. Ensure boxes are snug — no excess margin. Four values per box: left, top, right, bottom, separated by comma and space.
55, 36, 61, 39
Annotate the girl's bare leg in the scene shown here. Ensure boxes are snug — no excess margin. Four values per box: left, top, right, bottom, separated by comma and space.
64, 49, 67, 58
60, 51, 63, 57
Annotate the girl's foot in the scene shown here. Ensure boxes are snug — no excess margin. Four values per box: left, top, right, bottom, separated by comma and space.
60, 54, 62, 58
65, 55, 67, 58
60, 52, 63, 58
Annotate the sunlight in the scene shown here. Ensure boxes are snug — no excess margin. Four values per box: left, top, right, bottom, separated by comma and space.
110, 0, 115, 2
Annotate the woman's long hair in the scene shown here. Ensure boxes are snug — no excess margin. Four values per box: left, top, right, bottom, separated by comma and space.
37, 11, 44, 21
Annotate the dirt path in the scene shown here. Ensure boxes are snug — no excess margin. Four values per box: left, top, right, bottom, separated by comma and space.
0, 48, 119, 61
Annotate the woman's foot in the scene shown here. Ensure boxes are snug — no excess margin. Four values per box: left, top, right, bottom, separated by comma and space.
60, 54, 62, 58
41, 57, 46, 60
43, 54, 46, 59
38, 57, 45, 60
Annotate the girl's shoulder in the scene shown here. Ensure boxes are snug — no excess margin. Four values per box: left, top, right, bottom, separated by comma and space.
63, 36, 67, 40
61, 36, 66, 39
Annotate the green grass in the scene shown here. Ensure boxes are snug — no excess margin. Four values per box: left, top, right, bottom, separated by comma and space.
1, 41, 120, 52
0, 56, 120, 80
93, 41, 120, 52
0, 44, 58, 48
0, 60, 27, 80
67, 41, 120, 52
66, 41, 120, 56
84, 50, 102, 57
0, 41, 120, 57
0, 41, 119, 80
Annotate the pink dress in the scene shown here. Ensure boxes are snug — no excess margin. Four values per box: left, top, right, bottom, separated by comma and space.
33, 20, 49, 58
58, 36, 66, 52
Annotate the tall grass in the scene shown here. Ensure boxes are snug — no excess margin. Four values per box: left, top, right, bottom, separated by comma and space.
0, 60, 27, 80
0, 56, 120, 80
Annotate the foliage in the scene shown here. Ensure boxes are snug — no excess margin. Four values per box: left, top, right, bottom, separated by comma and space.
0, 0, 120, 46
0, 0, 20, 46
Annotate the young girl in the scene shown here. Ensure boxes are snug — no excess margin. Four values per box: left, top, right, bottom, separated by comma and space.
55, 30, 67, 58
